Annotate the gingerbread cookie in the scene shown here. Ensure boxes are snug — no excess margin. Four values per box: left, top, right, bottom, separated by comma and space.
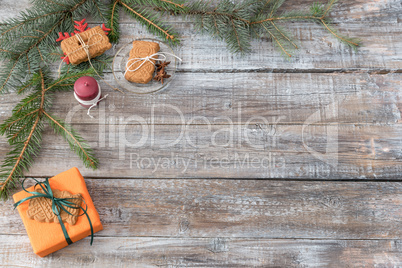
61, 26, 112, 65
27, 189, 82, 226
125, 41, 160, 84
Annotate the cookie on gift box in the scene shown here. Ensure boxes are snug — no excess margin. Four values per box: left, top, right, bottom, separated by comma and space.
27, 189, 82, 226
124, 40, 160, 84
13, 167, 103, 257
61, 26, 112, 65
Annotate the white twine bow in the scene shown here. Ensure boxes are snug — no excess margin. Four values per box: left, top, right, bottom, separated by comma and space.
75, 33, 97, 61
74, 83, 109, 119
58, 32, 103, 78
124, 52, 182, 77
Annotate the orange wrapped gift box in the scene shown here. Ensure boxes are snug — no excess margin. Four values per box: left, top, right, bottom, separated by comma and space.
13, 167, 103, 257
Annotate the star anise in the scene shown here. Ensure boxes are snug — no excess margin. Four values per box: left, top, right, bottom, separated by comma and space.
153, 69, 171, 84
156, 61, 170, 71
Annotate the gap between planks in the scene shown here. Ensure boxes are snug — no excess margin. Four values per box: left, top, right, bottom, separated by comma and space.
0, 233, 400, 241
13, 176, 402, 182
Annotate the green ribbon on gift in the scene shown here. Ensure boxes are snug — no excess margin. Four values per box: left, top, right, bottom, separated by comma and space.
14, 177, 94, 246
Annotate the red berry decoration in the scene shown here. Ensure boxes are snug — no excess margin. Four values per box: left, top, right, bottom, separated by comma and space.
101, 24, 111, 35
60, 53, 70, 64
74, 19, 90, 34
55, 19, 112, 64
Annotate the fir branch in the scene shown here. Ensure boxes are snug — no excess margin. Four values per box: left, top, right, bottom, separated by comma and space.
106, 0, 121, 43
0, 0, 360, 199
257, 0, 274, 16
0, 68, 100, 198
186, 0, 256, 53
159, 0, 185, 9
0, 11, 65, 38
187, 9, 251, 24
269, 0, 285, 18
0, 0, 106, 94
228, 18, 251, 53
134, 0, 187, 14
91, 0, 107, 21
0, 115, 43, 199
0, 60, 19, 94
319, 18, 360, 49
260, 22, 291, 57
1, 109, 40, 135
106, 0, 181, 44
0, 69, 46, 199
43, 111, 98, 169
271, 21, 297, 49
120, 0, 180, 44
322, 0, 337, 18
230, 19, 242, 51
36, 46, 45, 62
16, 72, 42, 94
251, 15, 320, 24
45, 69, 96, 92
15, 96, 40, 114
60, 54, 111, 75
247, 0, 359, 55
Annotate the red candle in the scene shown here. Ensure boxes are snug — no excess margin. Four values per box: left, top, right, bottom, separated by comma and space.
74, 76, 101, 108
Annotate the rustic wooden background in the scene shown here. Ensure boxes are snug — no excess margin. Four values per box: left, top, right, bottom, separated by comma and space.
0, 0, 401, 266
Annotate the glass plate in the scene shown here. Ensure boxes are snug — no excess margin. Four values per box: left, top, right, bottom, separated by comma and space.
112, 38, 179, 94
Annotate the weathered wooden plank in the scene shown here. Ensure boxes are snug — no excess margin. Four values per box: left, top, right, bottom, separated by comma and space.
0, 1, 400, 266
0, 1, 31, 21
0, 122, 400, 179
114, 22, 402, 71
278, 0, 402, 23
2, 179, 401, 239
1, 0, 400, 24
0, 235, 400, 267
1, 73, 401, 125
1, 73, 400, 180
1, 1, 401, 71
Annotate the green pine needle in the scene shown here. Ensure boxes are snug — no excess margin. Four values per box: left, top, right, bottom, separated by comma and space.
120, 0, 180, 45
106, 0, 121, 43
187, 0, 359, 56
0, 68, 99, 199
0, 0, 360, 199
44, 112, 98, 170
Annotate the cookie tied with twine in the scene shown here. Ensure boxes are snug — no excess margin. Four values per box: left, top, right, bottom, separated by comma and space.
27, 189, 82, 226
60, 26, 112, 65
57, 22, 123, 93
125, 41, 160, 84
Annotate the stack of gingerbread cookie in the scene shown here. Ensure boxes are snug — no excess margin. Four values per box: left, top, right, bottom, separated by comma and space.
60, 26, 112, 65
124, 40, 160, 84
124, 40, 174, 85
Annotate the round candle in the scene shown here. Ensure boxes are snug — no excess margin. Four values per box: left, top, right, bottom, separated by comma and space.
74, 76, 100, 108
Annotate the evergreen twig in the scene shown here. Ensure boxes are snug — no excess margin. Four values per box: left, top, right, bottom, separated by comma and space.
0, 0, 359, 198
106, 0, 184, 45
186, 0, 360, 54
43, 111, 98, 169
0, 68, 99, 199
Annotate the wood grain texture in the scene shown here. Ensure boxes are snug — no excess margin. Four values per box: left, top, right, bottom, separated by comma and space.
0, 73, 400, 180
0, 122, 400, 179
1, 73, 401, 125
0, 0, 401, 266
0, 0, 401, 71
0, 235, 401, 267
114, 21, 402, 71
1, 179, 401, 239
1, 0, 400, 24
